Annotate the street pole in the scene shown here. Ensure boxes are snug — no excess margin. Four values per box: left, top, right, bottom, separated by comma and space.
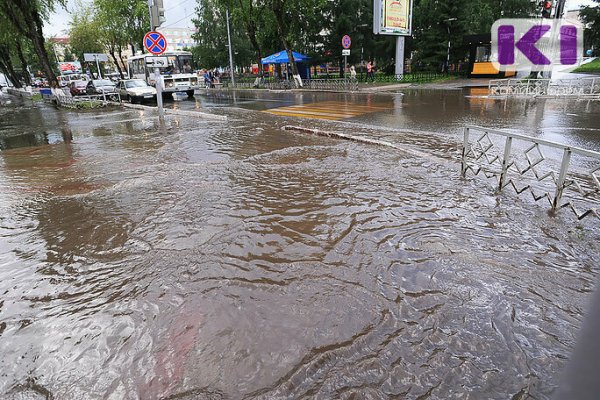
344, 55, 347, 77
547, 0, 566, 79
444, 18, 457, 74
147, 0, 164, 120
395, 36, 405, 78
155, 67, 164, 119
226, 9, 235, 86
95, 55, 102, 79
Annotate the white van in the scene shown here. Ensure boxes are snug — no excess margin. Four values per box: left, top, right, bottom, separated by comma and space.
58, 74, 88, 88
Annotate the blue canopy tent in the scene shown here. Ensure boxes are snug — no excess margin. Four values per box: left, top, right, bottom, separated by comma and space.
261, 51, 311, 80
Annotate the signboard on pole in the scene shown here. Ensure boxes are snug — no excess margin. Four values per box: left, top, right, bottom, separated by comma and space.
342, 49, 351, 56
373, 0, 413, 36
342, 35, 352, 49
144, 31, 168, 55
58, 61, 82, 74
143, 31, 166, 120
145, 56, 169, 67
83, 53, 108, 62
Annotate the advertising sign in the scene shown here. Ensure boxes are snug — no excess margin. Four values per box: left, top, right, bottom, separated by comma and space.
58, 61, 82, 73
373, 0, 413, 36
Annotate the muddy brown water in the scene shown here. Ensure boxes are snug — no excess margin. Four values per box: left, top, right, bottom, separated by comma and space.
0, 93, 599, 399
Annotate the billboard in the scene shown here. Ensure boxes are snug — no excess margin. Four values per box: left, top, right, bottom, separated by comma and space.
58, 61, 82, 74
373, 0, 413, 36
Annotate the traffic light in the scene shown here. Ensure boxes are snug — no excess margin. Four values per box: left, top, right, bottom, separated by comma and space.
151, 0, 166, 29
540, 0, 553, 18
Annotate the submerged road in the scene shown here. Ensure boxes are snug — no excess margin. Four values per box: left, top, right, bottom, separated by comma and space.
0, 92, 598, 399
166, 88, 600, 152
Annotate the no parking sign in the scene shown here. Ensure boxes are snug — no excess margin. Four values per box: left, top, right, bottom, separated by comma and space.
144, 31, 168, 55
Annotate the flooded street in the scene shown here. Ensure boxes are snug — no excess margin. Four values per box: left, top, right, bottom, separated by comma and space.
0, 91, 599, 399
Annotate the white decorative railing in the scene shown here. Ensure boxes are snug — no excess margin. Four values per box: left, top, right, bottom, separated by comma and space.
461, 125, 600, 220
52, 88, 121, 108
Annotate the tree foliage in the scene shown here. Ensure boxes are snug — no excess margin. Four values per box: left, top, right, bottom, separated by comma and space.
0, 0, 64, 86
581, 0, 600, 56
68, 0, 149, 79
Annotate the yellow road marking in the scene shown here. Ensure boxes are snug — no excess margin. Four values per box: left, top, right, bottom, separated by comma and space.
263, 100, 391, 121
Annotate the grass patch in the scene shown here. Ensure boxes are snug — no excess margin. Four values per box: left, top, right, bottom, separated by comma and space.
574, 58, 600, 73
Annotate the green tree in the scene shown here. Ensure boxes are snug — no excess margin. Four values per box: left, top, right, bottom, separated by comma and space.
192, 0, 255, 70
69, 6, 104, 62
581, 0, 600, 56
0, 0, 63, 86
0, 16, 24, 87
94, 0, 129, 79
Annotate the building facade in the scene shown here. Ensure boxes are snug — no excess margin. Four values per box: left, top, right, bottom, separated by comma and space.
156, 27, 197, 52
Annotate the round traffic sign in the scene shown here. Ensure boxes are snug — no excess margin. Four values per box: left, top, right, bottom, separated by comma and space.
144, 31, 168, 55
342, 35, 352, 49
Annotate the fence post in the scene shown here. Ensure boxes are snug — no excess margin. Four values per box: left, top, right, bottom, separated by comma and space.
498, 136, 513, 191
552, 148, 572, 210
461, 127, 470, 177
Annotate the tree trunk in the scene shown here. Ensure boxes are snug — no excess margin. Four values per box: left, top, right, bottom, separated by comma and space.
272, 0, 300, 86
247, 27, 263, 78
110, 51, 124, 80
118, 48, 127, 78
238, 0, 264, 78
0, 48, 23, 88
15, 40, 32, 87
27, 3, 58, 87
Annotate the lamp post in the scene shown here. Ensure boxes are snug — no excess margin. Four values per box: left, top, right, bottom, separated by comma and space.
444, 18, 457, 73
226, 9, 235, 86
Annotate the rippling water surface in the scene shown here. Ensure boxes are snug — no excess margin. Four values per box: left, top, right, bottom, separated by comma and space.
0, 95, 598, 399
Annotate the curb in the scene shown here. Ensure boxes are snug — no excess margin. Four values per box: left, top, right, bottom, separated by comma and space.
121, 102, 227, 121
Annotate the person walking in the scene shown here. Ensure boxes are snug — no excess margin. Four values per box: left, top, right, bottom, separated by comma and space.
367, 61, 375, 83
350, 65, 357, 80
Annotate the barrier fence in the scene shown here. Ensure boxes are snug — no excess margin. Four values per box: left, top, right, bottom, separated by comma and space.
461, 125, 600, 220
53, 88, 121, 109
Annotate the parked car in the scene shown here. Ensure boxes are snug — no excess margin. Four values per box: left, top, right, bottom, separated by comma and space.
86, 79, 116, 95
116, 79, 156, 103
69, 80, 88, 96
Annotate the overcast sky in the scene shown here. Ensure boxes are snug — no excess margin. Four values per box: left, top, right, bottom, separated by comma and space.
45, 0, 596, 37
45, 0, 197, 37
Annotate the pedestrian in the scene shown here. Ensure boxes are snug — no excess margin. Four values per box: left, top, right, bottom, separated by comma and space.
350, 65, 357, 80
367, 61, 375, 82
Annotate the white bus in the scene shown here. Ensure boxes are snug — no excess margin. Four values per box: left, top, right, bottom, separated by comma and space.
127, 51, 200, 97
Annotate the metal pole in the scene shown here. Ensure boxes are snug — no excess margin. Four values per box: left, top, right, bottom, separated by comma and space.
148, 0, 154, 30
395, 36, 405, 78
95, 55, 102, 79
461, 127, 470, 177
344, 55, 347, 78
155, 67, 164, 120
552, 148, 572, 210
499, 136, 513, 191
226, 9, 235, 86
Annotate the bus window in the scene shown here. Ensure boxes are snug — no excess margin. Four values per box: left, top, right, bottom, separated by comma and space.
178, 55, 195, 73
475, 46, 491, 63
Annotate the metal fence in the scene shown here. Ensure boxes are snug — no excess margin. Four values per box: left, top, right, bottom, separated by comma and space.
226, 78, 359, 92
302, 78, 359, 91
53, 88, 121, 109
461, 125, 600, 220
489, 78, 600, 98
